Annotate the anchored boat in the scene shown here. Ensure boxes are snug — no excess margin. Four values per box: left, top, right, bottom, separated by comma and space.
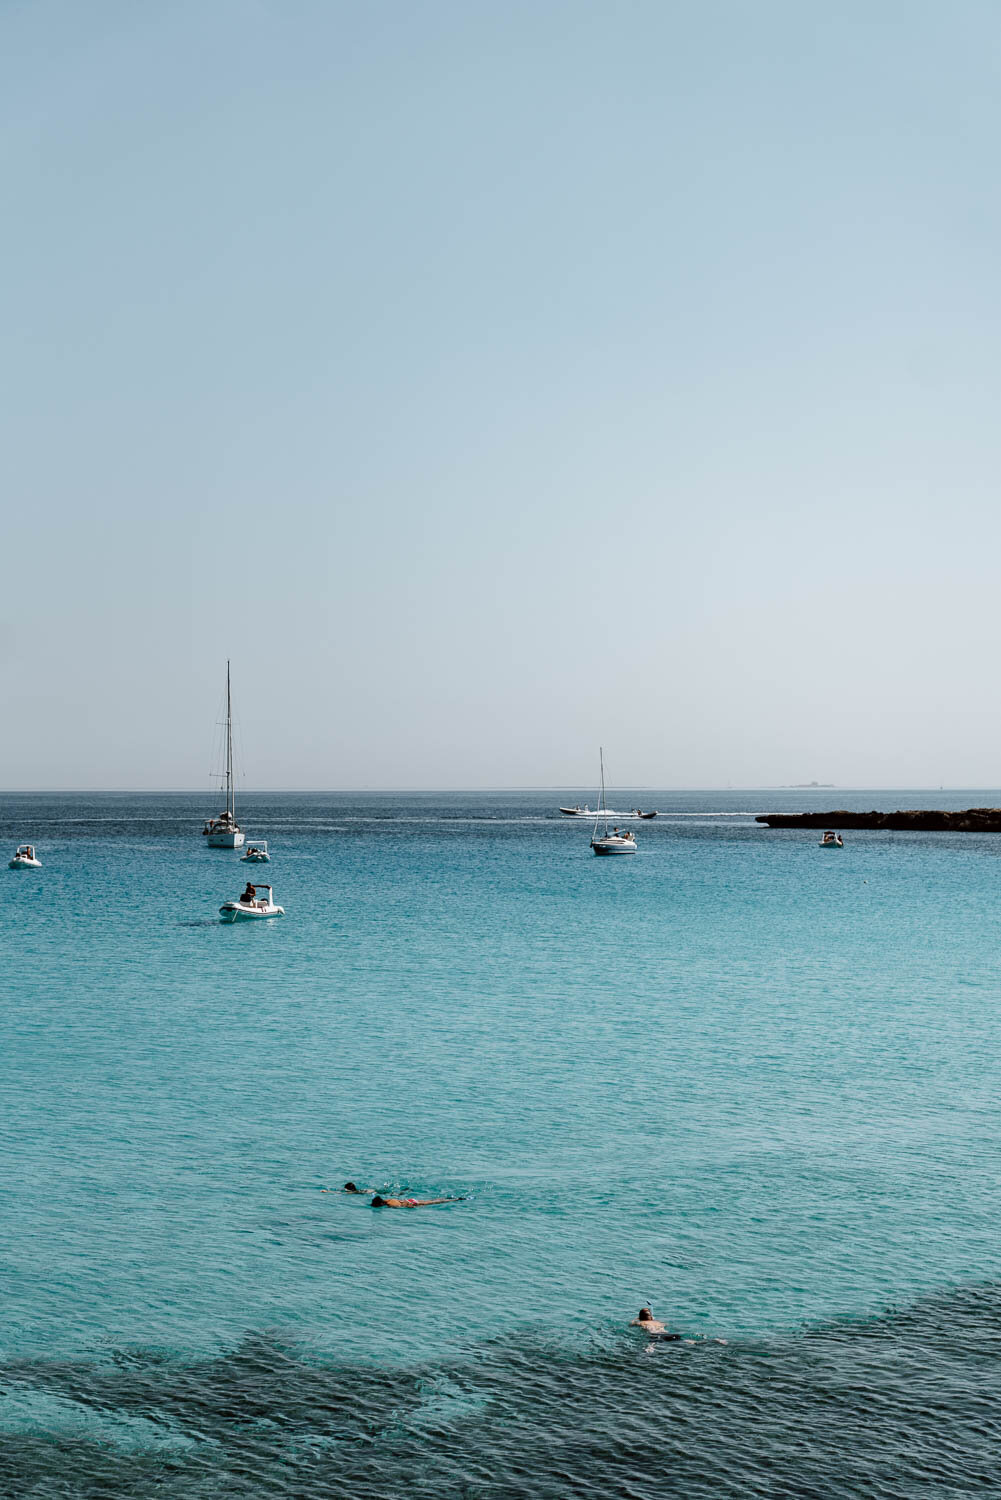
819, 831, 844, 848
241, 842, 270, 863
590, 750, 637, 856
219, 883, 284, 922
9, 844, 41, 869
203, 661, 245, 848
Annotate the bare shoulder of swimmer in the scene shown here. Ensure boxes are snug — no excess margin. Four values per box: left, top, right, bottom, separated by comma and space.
631, 1308, 666, 1332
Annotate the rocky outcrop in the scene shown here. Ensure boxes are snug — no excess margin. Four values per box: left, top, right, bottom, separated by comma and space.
756, 808, 1001, 831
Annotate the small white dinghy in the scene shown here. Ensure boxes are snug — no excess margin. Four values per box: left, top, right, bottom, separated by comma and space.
9, 844, 41, 869
241, 842, 270, 863
219, 882, 284, 922
818, 831, 844, 848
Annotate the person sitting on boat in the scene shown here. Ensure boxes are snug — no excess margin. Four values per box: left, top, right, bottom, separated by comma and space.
241, 882, 257, 905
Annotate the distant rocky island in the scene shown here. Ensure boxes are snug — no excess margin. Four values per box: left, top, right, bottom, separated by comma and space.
756, 808, 1001, 832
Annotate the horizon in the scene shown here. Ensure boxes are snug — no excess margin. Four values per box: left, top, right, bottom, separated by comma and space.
2, 784, 996, 796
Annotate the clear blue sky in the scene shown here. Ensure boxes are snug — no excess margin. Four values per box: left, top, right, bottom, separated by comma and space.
4, 1, 1001, 788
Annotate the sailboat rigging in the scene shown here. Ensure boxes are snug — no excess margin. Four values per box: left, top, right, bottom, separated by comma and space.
202, 661, 245, 848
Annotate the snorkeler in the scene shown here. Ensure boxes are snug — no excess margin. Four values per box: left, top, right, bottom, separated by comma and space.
371, 1194, 465, 1208
631, 1307, 681, 1340
631, 1307, 665, 1332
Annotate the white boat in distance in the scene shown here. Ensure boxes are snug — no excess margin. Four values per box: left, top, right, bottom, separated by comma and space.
560, 806, 651, 819
241, 842, 270, 863
590, 750, 637, 856
220, 883, 285, 922
819, 831, 844, 848
9, 844, 41, 869
203, 661, 245, 848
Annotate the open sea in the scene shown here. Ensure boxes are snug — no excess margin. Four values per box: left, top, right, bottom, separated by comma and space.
3, 788, 1001, 1497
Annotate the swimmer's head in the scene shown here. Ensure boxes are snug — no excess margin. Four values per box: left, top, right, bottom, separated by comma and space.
638, 1308, 653, 1321
343, 1182, 360, 1192
371, 1195, 387, 1207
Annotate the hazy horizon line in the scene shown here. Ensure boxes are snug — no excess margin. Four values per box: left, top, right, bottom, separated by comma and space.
1, 786, 996, 796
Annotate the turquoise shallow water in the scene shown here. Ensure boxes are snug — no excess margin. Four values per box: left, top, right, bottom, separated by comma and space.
4, 790, 1001, 1495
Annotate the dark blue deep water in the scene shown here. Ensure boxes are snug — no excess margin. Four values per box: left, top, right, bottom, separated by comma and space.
3, 790, 1001, 1496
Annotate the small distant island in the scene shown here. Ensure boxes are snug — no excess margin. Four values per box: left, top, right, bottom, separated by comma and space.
757, 808, 1001, 832
784, 781, 835, 789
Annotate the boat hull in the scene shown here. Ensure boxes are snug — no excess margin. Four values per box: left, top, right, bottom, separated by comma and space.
591, 840, 637, 855
241, 852, 270, 862
818, 841, 843, 849
219, 901, 284, 922
9, 857, 41, 869
206, 829, 245, 848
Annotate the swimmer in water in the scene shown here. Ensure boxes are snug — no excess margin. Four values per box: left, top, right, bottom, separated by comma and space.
371, 1194, 465, 1208
631, 1307, 681, 1340
343, 1182, 364, 1193
631, 1307, 666, 1333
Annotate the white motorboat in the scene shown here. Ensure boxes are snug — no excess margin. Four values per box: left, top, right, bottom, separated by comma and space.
219, 883, 285, 922
203, 661, 245, 848
241, 842, 270, 863
819, 831, 844, 848
9, 844, 41, 869
590, 750, 637, 855
562, 805, 649, 819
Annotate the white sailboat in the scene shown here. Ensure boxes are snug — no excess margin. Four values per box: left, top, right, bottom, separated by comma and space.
202, 661, 245, 849
590, 749, 637, 855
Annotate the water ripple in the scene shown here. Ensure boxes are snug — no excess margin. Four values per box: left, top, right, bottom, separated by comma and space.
3, 1285, 1001, 1496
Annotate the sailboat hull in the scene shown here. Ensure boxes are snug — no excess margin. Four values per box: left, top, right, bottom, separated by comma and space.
206, 829, 245, 848
591, 839, 637, 855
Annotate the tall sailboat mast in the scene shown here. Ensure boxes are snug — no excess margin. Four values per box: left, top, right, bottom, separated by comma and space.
592, 746, 608, 843
226, 659, 234, 822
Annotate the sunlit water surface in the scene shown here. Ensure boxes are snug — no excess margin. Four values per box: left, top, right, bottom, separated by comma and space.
3, 790, 1001, 1495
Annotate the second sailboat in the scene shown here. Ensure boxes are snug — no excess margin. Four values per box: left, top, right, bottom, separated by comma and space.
203, 661, 245, 848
